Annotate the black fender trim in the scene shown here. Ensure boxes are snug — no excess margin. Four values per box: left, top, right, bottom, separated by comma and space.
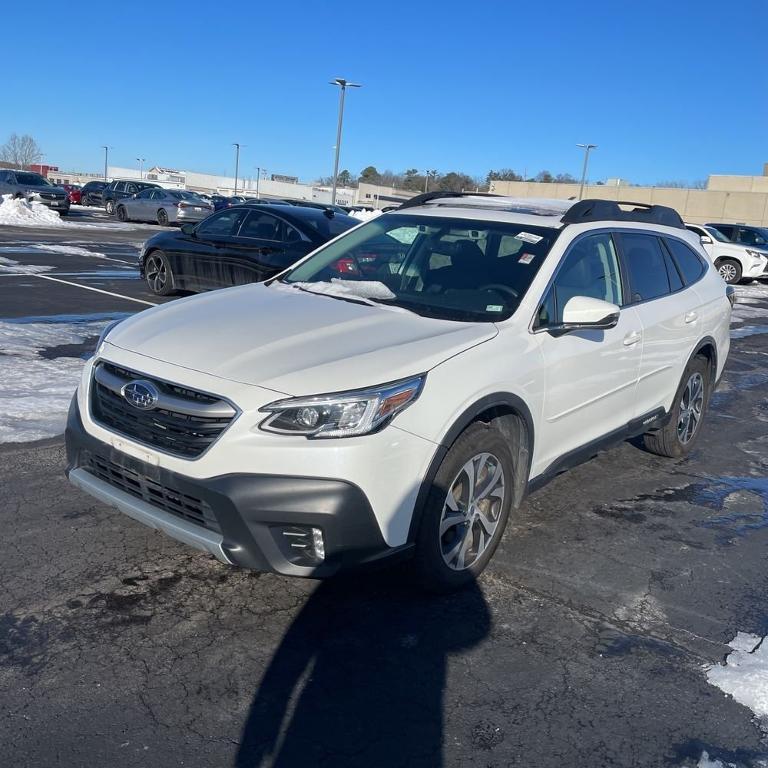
690, 335, 719, 386
406, 392, 535, 543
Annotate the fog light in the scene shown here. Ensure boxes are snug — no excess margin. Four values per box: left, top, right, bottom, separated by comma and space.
312, 527, 325, 561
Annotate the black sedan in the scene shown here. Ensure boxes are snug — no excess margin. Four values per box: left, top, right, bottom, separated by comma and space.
138, 204, 359, 295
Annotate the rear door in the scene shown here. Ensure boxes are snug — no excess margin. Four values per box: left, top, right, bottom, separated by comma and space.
616, 231, 702, 418
130, 188, 154, 220
533, 231, 643, 473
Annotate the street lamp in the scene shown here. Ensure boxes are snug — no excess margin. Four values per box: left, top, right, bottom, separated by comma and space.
232, 143, 244, 196
424, 169, 437, 193
255, 167, 267, 199
136, 157, 146, 180
329, 77, 361, 206
101, 145, 111, 181
576, 143, 597, 200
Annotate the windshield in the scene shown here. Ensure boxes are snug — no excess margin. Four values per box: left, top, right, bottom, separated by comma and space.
281, 213, 560, 322
16, 172, 51, 187
704, 226, 730, 243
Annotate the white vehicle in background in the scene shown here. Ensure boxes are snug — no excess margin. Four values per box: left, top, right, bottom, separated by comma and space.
685, 223, 768, 284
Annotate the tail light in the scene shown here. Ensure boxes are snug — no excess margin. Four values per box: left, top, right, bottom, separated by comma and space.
332, 257, 359, 275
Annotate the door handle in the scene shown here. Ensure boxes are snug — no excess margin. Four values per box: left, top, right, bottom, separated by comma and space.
684, 311, 698, 324
623, 330, 642, 346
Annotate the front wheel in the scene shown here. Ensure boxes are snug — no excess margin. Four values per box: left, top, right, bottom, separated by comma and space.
414, 422, 513, 591
643, 356, 711, 458
105, 200, 115, 215
144, 250, 177, 296
715, 258, 742, 284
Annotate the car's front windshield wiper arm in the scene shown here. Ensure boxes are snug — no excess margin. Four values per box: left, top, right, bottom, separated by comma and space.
292, 284, 380, 307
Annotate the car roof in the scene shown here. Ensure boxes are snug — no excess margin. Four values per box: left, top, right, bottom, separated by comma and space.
230, 203, 357, 227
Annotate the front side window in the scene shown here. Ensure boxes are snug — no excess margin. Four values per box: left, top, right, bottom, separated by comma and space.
711, 224, 734, 239
281, 213, 560, 322
621, 233, 672, 303
115, 182, 126, 192
239, 212, 282, 240
664, 238, 706, 284
196, 209, 246, 237
136, 189, 154, 199
536, 233, 623, 327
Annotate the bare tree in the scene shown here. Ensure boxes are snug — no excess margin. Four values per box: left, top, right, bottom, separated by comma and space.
0, 133, 43, 169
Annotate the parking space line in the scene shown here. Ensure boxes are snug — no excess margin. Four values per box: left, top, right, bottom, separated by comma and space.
19, 271, 157, 307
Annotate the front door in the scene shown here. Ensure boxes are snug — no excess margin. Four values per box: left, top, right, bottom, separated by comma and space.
532, 231, 643, 476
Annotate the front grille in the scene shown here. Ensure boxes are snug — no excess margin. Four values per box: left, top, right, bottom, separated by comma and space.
39, 192, 64, 201
83, 453, 220, 533
90, 362, 236, 459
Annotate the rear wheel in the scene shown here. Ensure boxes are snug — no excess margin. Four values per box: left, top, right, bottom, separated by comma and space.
715, 258, 742, 284
414, 422, 513, 591
116, 205, 128, 222
643, 356, 710, 458
105, 199, 115, 215
157, 208, 169, 226
144, 250, 176, 296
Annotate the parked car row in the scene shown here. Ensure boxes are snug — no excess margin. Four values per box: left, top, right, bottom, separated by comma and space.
685, 223, 768, 283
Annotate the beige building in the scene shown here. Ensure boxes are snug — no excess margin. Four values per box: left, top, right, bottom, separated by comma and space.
488, 168, 768, 226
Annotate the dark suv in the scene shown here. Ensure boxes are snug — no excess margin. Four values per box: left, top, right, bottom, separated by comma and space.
102, 180, 160, 214
80, 180, 108, 206
707, 223, 768, 248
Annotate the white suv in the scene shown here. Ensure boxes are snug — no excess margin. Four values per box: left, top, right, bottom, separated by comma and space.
685, 223, 768, 284
65, 195, 732, 591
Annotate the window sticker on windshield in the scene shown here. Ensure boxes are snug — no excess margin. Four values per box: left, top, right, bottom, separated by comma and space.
486, 304, 504, 312
515, 232, 543, 244
518, 252, 536, 265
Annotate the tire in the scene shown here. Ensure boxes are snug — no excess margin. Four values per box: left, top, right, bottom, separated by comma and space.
116, 205, 128, 222
414, 422, 514, 591
643, 355, 710, 458
105, 199, 115, 215
144, 250, 177, 296
715, 258, 742, 284
157, 208, 169, 226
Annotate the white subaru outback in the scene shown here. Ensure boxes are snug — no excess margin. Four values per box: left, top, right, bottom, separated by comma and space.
65, 195, 733, 591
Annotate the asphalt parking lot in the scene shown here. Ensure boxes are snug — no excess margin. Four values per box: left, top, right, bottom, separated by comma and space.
2, 214, 768, 767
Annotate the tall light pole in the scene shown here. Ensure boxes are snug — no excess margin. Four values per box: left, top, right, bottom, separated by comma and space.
255, 166, 267, 199
232, 143, 243, 196
102, 145, 110, 181
136, 157, 146, 180
577, 143, 597, 200
329, 77, 361, 206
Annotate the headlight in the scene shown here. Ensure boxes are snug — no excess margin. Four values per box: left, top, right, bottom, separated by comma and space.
745, 249, 767, 261
95, 319, 123, 353
260, 375, 425, 438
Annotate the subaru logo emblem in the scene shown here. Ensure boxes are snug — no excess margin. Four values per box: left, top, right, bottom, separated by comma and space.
122, 380, 160, 410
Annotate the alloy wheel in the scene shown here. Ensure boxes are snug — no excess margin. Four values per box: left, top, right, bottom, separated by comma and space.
677, 372, 705, 444
718, 262, 738, 283
439, 452, 505, 571
145, 255, 167, 294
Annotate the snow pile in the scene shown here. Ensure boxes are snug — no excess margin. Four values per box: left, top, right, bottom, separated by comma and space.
348, 209, 383, 222
706, 633, 768, 717
0, 194, 66, 228
0, 256, 52, 274
0, 318, 114, 442
292, 279, 395, 301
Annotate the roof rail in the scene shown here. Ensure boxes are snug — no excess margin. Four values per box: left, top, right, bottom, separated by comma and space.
398, 191, 500, 210
561, 199, 684, 229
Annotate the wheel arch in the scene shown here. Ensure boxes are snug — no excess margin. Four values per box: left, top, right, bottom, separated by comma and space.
690, 335, 718, 388
406, 392, 535, 543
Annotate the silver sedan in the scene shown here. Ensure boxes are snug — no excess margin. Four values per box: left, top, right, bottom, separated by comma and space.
115, 189, 214, 225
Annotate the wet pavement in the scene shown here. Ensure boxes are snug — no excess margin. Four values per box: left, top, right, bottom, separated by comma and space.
1, 217, 768, 767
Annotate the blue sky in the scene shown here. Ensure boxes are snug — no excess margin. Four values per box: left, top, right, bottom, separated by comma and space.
3, 0, 766, 185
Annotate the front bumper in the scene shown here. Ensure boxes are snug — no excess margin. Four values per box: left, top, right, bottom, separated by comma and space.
65, 397, 411, 577
33, 196, 70, 212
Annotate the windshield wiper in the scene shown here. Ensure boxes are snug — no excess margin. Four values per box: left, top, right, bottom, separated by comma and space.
292, 284, 381, 307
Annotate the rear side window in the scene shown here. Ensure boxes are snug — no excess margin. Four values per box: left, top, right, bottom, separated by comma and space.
620, 233, 672, 303
664, 238, 706, 285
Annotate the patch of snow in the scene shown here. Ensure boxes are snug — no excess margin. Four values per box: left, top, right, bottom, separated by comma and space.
732, 303, 768, 324
0, 194, 66, 228
0, 318, 113, 442
0, 256, 52, 274
731, 325, 768, 339
697, 751, 730, 768
292, 279, 395, 300
706, 632, 768, 718
349, 209, 383, 222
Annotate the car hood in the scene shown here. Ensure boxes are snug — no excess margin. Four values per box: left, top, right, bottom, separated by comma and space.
106, 282, 498, 395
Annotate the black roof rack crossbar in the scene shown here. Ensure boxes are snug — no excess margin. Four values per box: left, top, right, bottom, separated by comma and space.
561, 199, 684, 229
398, 191, 501, 210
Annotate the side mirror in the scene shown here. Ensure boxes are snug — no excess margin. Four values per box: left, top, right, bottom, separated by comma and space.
180, 223, 197, 236
549, 296, 620, 335
700, 235, 712, 245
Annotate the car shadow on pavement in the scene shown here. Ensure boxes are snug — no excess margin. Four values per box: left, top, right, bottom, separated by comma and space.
234, 572, 491, 768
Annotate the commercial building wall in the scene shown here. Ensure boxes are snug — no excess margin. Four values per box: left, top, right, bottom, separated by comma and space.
487, 180, 768, 225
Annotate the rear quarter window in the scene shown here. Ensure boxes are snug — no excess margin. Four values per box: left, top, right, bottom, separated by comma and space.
664, 238, 706, 285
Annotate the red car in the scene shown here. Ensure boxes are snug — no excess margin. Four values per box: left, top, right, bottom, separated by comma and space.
62, 184, 82, 205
